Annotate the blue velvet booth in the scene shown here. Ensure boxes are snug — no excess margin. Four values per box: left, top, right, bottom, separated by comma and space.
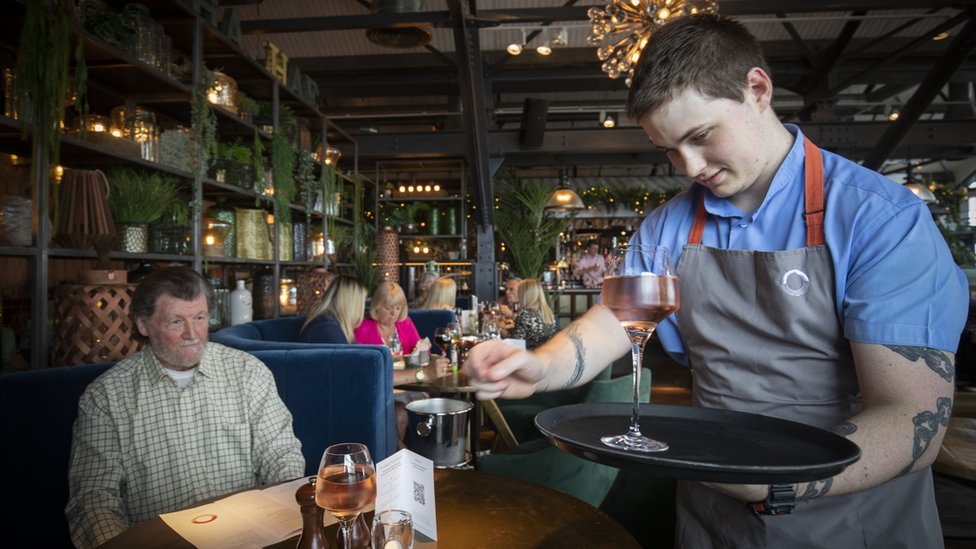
0, 342, 398, 548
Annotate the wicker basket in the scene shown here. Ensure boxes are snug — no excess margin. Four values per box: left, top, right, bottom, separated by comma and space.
51, 282, 140, 366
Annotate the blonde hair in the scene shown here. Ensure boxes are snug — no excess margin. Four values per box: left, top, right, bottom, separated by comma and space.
303, 276, 368, 343
369, 281, 409, 322
418, 277, 457, 310
518, 278, 554, 324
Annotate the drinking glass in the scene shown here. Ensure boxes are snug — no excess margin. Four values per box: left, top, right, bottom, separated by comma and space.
600, 244, 680, 452
315, 443, 377, 549
371, 509, 414, 549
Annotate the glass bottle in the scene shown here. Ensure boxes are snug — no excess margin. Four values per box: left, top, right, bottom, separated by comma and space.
230, 280, 253, 325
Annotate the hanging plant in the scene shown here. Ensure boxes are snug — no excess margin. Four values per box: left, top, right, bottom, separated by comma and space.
191, 67, 218, 182
252, 129, 266, 191
15, 0, 72, 203
296, 149, 316, 223
270, 133, 295, 225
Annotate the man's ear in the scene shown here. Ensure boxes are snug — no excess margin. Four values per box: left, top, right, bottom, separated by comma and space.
136, 317, 150, 337
745, 67, 774, 112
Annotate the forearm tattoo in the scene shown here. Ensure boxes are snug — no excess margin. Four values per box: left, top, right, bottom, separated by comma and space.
898, 396, 952, 476
884, 345, 955, 383
797, 478, 833, 500
565, 324, 586, 389
834, 422, 857, 437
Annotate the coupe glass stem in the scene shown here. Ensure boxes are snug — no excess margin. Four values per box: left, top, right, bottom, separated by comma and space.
627, 329, 650, 438
338, 518, 354, 549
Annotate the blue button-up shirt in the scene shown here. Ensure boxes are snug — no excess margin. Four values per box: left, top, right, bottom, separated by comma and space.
632, 124, 969, 365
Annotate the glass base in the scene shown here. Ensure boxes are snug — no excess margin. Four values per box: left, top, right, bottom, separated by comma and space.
601, 433, 669, 453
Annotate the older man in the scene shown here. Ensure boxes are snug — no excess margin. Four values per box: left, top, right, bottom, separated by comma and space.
66, 267, 304, 549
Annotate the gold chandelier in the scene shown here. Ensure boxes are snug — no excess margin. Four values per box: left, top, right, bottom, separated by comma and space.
588, 0, 719, 86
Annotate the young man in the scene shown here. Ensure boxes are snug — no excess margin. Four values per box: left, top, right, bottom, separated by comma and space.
66, 267, 304, 549
572, 241, 606, 287
465, 14, 967, 547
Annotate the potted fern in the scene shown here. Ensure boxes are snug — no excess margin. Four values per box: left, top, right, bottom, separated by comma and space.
105, 167, 181, 253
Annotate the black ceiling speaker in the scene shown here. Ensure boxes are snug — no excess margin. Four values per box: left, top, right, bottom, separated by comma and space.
519, 98, 549, 148
366, 0, 433, 49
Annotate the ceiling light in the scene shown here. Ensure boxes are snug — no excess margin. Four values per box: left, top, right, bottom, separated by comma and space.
551, 27, 568, 48
507, 29, 526, 56
545, 174, 585, 211
932, 32, 950, 41
536, 43, 553, 56
888, 110, 900, 121
904, 182, 937, 204
600, 111, 617, 128
588, 0, 720, 86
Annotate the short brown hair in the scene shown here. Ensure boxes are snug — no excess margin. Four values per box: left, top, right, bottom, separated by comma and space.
130, 267, 213, 343
626, 14, 769, 123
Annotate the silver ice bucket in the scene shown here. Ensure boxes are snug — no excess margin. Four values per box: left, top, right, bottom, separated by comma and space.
405, 398, 473, 467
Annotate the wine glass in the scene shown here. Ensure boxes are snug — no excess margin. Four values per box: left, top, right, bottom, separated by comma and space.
315, 443, 377, 549
600, 244, 680, 452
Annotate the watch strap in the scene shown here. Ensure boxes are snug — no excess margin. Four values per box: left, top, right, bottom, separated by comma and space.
748, 484, 796, 516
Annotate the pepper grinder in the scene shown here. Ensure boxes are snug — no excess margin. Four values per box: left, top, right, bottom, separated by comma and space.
295, 477, 330, 549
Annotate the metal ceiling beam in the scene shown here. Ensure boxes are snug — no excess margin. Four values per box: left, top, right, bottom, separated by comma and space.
239, 2, 976, 35
863, 12, 976, 170
449, 0, 496, 299
347, 120, 976, 160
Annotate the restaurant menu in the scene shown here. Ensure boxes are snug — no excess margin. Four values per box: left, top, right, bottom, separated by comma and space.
375, 449, 437, 541
160, 477, 320, 549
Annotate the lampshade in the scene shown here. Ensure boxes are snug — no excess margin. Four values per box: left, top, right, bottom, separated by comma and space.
546, 186, 585, 210
904, 182, 937, 204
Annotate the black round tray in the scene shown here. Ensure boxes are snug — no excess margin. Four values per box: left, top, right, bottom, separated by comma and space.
535, 403, 861, 483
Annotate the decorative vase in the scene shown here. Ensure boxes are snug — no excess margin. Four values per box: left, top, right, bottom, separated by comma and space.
297, 268, 335, 316
51, 277, 140, 366
116, 223, 149, 253
292, 221, 308, 262
208, 206, 237, 257
252, 267, 276, 320
376, 226, 400, 284
229, 280, 252, 325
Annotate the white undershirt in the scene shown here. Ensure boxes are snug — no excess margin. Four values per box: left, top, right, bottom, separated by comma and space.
164, 367, 198, 389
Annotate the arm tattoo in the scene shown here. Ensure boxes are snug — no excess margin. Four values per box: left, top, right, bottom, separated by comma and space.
898, 396, 952, 476
834, 422, 857, 437
797, 478, 833, 500
565, 324, 586, 388
884, 345, 955, 383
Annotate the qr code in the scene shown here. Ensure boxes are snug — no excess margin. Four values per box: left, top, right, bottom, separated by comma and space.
413, 481, 425, 505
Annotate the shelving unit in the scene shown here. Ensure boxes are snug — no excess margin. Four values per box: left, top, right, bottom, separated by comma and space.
0, 0, 366, 369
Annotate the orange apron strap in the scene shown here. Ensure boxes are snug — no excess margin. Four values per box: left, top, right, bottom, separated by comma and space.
803, 137, 826, 247
687, 136, 826, 246
688, 190, 707, 245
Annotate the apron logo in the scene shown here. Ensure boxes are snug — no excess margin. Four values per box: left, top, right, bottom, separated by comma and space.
780, 269, 810, 297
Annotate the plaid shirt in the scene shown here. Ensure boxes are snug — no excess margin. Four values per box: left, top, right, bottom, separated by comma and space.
65, 342, 304, 549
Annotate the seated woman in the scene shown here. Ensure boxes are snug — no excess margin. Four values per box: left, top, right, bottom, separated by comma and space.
355, 281, 449, 385
417, 276, 457, 311
410, 270, 439, 308
508, 278, 558, 350
299, 275, 366, 343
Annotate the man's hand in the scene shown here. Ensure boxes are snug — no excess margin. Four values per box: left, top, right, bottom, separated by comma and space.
463, 340, 546, 400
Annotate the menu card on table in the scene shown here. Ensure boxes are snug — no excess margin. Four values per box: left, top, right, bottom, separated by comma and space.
160, 477, 320, 549
375, 449, 437, 540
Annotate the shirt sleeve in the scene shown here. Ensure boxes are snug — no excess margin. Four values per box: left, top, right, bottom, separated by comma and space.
65, 385, 130, 549
843, 200, 969, 351
244, 357, 305, 484
398, 317, 422, 355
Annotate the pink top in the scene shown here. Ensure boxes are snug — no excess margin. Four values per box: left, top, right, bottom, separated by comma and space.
353, 317, 422, 355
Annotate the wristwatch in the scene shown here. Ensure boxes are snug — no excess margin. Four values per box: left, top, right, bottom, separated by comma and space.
748, 484, 796, 516
414, 369, 427, 382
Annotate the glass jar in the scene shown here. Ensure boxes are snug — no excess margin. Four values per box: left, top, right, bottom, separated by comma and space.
207, 71, 238, 111
112, 106, 160, 162
121, 3, 159, 68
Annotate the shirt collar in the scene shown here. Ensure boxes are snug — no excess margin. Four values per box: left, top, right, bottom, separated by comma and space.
138, 343, 213, 385
702, 123, 805, 219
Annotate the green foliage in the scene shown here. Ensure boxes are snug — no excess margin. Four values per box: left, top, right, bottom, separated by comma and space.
159, 199, 190, 227
252, 130, 266, 188
105, 167, 181, 224
932, 183, 975, 266
296, 149, 316, 222
15, 0, 72, 168
236, 90, 260, 118
348, 173, 378, 290
580, 182, 685, 215
494, 169, 574, 279
218, 139, 252, 164
74, 41, 88, 116
271, 133, 295, 225
191, 68, 218, 181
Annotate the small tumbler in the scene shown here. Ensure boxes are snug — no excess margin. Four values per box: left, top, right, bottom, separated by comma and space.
371, 509, 413, 549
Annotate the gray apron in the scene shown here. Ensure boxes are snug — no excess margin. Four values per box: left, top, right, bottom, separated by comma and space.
673, 137, 943, 548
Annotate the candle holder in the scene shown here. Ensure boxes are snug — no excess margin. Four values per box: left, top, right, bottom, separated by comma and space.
208, 71, 238, 110
203, 219, 232, 257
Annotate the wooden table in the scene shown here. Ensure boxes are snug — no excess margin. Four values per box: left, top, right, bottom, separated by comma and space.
98, 469, 639, 549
